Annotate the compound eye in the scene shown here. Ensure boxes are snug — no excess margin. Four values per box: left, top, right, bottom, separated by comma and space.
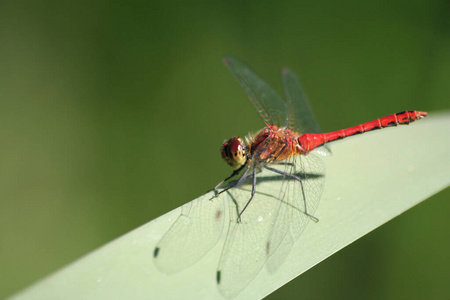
220, 137, 246, 168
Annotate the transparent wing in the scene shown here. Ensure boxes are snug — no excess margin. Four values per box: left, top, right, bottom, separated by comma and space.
265, 153, 325, 273
224, 56, 288, 127
282, 68, 322, 134
282, 68, 332, 154
153, 195, 225, 274
216, 153, 325, 298
216, 185, 281, 298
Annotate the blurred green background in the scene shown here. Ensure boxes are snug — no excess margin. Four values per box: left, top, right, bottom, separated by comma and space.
1, 0, 449, 299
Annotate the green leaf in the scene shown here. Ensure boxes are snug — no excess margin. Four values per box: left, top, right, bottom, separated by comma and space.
9, 112, 450, 300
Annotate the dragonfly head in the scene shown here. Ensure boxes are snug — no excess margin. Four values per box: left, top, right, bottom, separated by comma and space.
221, 136, 247, 168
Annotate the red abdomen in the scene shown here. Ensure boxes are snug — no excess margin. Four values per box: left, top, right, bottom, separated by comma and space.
298, 111, 427, 152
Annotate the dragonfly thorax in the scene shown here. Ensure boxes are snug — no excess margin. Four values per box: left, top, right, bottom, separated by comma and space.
221, 136, 248, 168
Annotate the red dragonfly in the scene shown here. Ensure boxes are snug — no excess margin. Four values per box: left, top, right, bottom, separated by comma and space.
154, 56, 427, 298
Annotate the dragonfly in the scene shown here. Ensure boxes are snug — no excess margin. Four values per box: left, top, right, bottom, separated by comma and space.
153, 56, 427, 298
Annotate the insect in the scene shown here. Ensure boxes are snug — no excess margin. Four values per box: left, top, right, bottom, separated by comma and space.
154, 56, 427, 298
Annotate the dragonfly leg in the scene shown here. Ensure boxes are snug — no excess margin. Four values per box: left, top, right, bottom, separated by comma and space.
208, 163, 247, 197
209, 165, 250, 200
254, 166, 263, 174
273, 162, 295, 166
264, 165, 318, 222
272, 161, 297, 172
237, 167, 257, 222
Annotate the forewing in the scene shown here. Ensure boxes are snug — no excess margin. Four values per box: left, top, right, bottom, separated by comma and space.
224, 56, 288, 127
265, 153, 325, 273
153, 195, 225, 274
216, 152, 325, 297
216, 185, 282, 298
282, 68, 331, 154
